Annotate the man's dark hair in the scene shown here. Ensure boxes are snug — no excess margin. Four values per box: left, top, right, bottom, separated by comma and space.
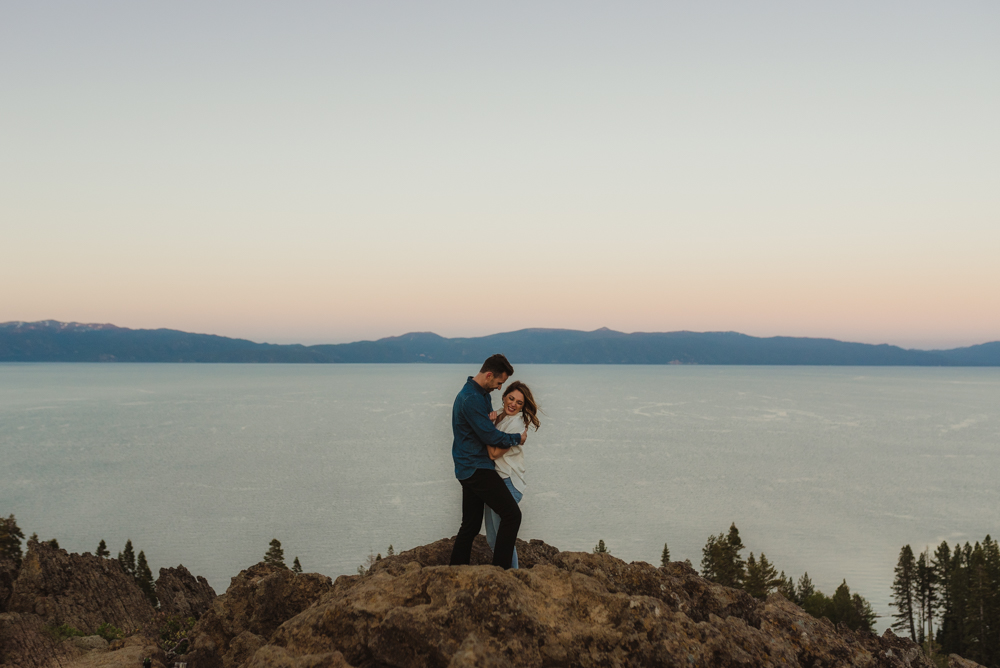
480, 354, 513, 378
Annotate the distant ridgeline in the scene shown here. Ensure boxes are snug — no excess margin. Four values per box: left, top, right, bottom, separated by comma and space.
1, 320, 999, 365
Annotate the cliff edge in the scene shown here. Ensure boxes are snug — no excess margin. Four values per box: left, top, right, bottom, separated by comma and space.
0, 536, 983, 668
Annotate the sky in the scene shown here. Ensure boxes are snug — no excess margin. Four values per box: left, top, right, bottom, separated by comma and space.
2, 2, 998, 349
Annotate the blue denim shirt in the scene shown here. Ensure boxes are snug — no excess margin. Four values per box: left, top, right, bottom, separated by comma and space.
452, 376, 522, 480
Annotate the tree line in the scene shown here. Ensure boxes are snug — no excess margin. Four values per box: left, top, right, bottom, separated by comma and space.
892, 537, 1000, 666
594, 523, 876, 633
1, 514, 305, 610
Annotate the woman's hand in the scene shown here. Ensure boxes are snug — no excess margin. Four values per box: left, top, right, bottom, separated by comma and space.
489, 411, 499, 421
487, 445, 505, 460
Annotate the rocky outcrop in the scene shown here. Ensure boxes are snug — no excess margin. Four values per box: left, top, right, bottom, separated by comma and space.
215, 538, 946, 668
370, 535, 560, 576
156, 564, 217, 619
1, 536, 982, 668
0, 611, 81, 668
8, 539, 155, 634
950, 655, 987, 668
184, 562, 334, 668
62, 635, 167, 668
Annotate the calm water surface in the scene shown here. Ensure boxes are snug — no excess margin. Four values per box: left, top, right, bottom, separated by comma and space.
1, 363, 997, 631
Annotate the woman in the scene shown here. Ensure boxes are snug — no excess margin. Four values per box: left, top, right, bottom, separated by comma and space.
484, 380, 540, 569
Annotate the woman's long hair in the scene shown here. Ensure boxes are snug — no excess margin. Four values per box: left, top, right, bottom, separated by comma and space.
494, 381, 540, 431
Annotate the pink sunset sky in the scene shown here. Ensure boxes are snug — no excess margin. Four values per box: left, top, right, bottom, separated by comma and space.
2, 2, 998, 349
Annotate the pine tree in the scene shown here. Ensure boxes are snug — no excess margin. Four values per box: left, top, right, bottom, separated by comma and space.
387, 545, 395, 557
981, 536, 1000, 664
118, 539, 137, 578
891, 544, 917, 641
135, 550, 157, 607
951, 543, 973, 658
964, 541, 989, 664
701, 523, 746, 588
0, 515, 26, 564
96, 539, 110, 558
661, 543, 670, 567
593, 539, 608, 554
744, 552, 781, 600
916, 548, 937, 644
292, 557, 302, 573
933, 541, 960, 654
797, 572, 815, 603
776, 571, 797, 603
264, 539, 286, 568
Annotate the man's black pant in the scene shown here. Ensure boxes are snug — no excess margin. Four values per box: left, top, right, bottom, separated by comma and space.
449, 468, 521, 569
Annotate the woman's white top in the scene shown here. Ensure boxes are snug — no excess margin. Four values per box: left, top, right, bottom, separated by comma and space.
494, 413, 526, 493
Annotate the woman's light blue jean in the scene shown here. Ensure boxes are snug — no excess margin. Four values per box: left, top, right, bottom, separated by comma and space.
485, 476, 523, 569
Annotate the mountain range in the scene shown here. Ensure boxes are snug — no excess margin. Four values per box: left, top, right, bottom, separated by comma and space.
1, 320, 998, 365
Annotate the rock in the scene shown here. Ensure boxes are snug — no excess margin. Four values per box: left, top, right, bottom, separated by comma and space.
240, 542, 941, 668
0, 559, 17, 612
369, 535, 560, 576
244, 645, 353, 668
61, 634, 168, 668
185, 562, 333, 668
156, 564, 217, 619
8, 539, 155, 634
69, 634, 109, 650
0, 610, 82, 668
950, 654, 987, 668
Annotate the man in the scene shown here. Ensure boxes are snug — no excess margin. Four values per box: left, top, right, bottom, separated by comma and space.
448, 353, 527, 569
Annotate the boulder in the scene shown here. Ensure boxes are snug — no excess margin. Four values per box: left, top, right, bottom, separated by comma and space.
185, 562, 333, 668
7, 539, 155, 634
369, 535, 560, 576
69, 634, 108, 650
241, 543, 940, 668
156, 564, 217, 619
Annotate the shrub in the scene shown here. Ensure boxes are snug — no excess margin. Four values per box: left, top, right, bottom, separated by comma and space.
159, 615, 196, 653
96, 622, 124, 642
44, 623, 85, 641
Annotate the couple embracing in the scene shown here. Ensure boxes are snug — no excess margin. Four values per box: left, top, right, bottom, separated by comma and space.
448, 354, 541, 570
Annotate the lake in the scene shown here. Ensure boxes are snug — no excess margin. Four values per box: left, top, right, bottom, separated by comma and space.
1, 363, 997, 631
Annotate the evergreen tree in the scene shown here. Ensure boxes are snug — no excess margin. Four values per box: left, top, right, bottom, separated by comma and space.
46, 538, 59, 549
951, 543, 974, 658
890, 544, 917, 641
701, 523, 746, 588
387, 545, 394, 557
916, 548, 937, 644
135, 550, 157, 607
118, 539, 137, 578
981, 536, 1000, 663
829, 580, 877, 633
933, 541, 960, 654
0, 515, 26, 564
96, 539, 110, 558
292, 557, 302, 573
797, 572, 815, 603
661, 543, 670, 567
593, 539, 608, 554
264, 539, 286, 568
776, 571, 797, 603
800, 581, 875, 633
744, 552, 781, 600
964, 541, 989, 664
